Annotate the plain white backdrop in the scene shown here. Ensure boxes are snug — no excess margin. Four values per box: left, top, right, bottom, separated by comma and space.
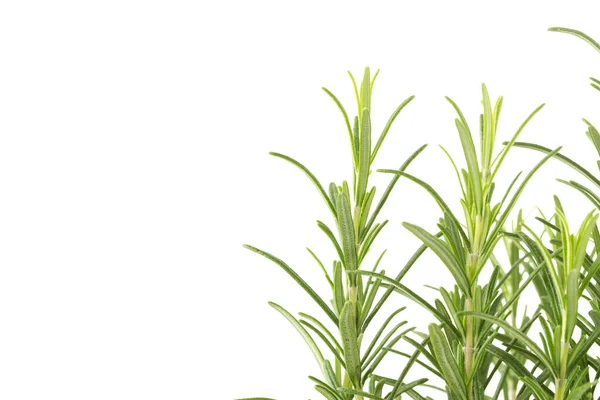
1, 1, 600, 399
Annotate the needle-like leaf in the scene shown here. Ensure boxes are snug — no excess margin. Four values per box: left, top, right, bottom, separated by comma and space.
403, 222, 471, 296
244, 245, 338, 324
322, 87, 355, 160
339, 301, 361, 387
269, 152, 337, 216
549, 27, 600, 53
371, 95, 415, 164
429, 323, 468, 400
268, 302, 327, 372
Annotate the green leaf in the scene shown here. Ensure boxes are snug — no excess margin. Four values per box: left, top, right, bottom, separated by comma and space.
521, 376, 551, 400
371, 95, 415, 163
360, 250, 387, 321
566, 380, 598, 400
584, 118, 600, 157
429, 323, 467, 400
518, 231, 564, 323
509, 141, 600, 189
361, 67, 371, 112
353, 116, 360, 168
336, 192, 358, 276
317, 220, 345, 262
574, 210, 599, 269
568, 311, 600, 369
269, 152, 336, 217
361, 307, 405, 365
493, 95, 503, 137
439, 287, 466, 339
522, 227, 565, 309
361, 237, 434, 331
268, 302, 327, 373
322, 87, 355, 161
244, 245, 338, 324
481, 83, 494, 171
557, 179, 600, 210
440, 145, 467, 198
323, 360, 340, 389
358, 187, 376, 240
361, 319, 408, 369
580, 256, 600, 297
404, 335, 442, 373
370, 68, 380, 90
306, 247, 333, 288
356, 107, 372, 206
299, 312, 343, 352
403, 222, 471, 296
387, 378, 430, 398
348, 70, 361, 117
383, 347, 442, 378
490, 103, 545, 182
549, 27, 600, 53
361, 325, 415, 381
339, 301, 361, 387
484, 344, 551, 399
363, 144, 428, 237
333, 261, 345, 314
300, 319, 346, 367
492, 264, 543, 326
314, 384, 343, 400
386, 336, 432, 397
446, 96, 472, 135
455, 117, 482, 211
359, 220, 388, 263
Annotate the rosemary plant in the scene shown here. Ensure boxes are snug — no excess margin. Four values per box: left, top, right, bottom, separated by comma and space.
243, 68, 429, 400
240, 28, 600, 400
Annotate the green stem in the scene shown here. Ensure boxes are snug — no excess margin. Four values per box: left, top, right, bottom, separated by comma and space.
554, 377, 566, 400
465, 297, 475, 400
349, 285, 362, 397
464, 246, 479, 400
554, 315, 569, 400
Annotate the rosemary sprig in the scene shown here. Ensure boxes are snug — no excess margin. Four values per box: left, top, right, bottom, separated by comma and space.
243, 68, 428, 399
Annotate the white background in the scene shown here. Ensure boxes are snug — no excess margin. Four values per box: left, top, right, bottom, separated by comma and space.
2, 1, 600, 399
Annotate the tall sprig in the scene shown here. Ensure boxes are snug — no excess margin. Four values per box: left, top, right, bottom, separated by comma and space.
243, 68, 429, 399
371, 85, 558, 399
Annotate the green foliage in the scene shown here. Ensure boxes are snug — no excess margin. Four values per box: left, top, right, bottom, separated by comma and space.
241, 28, 600, 400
